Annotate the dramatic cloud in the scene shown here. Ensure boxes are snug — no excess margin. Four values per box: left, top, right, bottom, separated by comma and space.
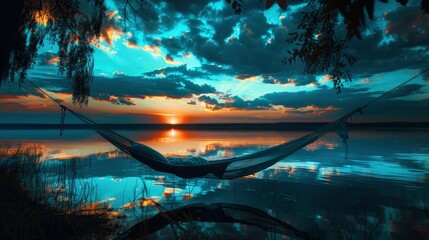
198, 94, 271, 111
6, 73, 217, 106
0, 80, 50, 100
383, 84, 425, 99
384, 4, 429, 48
235, 74, 258, 81
262, 75, 318, 86
164, 54, 181, 64
347, 2, 429, 78
75, 75, 216, 101
156, 35, 188, 56
144, 64, 208, 78
138, 1, 302, 77
129, 0, 429, 87
359, 98, 429, 122
285, 105, 340, 118
99, 10, 123, 45
142, 45, 161, 56
262, 84, 429, 121
125, 36, 139, 48
93, 95, 136, 106
263, 87, 375, 109
4, 0, 429, 123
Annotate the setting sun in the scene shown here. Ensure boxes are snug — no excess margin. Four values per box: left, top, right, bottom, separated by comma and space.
169, 118, 178, 125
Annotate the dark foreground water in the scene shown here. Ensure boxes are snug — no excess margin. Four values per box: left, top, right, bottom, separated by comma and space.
1, 128, 428, 239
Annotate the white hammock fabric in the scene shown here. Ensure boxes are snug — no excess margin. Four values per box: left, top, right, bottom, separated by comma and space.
27, 69, 427, 179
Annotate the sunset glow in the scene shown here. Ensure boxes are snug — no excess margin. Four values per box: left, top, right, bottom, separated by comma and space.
1, 0, 428, 125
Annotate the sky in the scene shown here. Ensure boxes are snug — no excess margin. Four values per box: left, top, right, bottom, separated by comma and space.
0, 0, 428, 124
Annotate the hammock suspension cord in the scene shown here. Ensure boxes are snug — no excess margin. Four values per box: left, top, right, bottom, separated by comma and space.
60, 105, 66, 136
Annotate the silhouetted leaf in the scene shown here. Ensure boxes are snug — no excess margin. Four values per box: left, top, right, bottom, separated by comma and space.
396, 0, 409, 6
265, 0, 288, 10
266, 0, 276, 9
365, 0, 375, 19
265, 0, 287, 10
422, 0, 429, 13
277, 0, 288, 10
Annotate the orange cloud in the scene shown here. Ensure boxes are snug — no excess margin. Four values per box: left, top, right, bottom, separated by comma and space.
242, 24, 254, 36
34, 10, 51, 25
321, 74, 332, 83
235, 74, 258, 81
24, 102, 49, 110
268, 77, 298, 86
360, 78, 372, 84
100, 25, 123, 45
48, 57, 59, 65
106, 10, 118, 20
0, 94, 21, 100
183, 52, 192, 58
99, 11, 123, 46
299, 105, 340, 115
142, 45, 161, 57
308, 82, 318, 87
164, 54, 181, 65
125, 40, 139, 49
156, 72, 166, 77
226, 35, 237, 44
95, 43, 118, 55
305, 139, 339, 151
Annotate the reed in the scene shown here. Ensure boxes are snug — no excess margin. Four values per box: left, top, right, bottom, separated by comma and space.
0, 144, 121, 239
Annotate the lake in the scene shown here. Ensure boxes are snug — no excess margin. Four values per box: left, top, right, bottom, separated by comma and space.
1, 128, 428, 239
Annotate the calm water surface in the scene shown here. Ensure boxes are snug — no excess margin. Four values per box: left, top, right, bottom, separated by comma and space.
1, 128, 428, 239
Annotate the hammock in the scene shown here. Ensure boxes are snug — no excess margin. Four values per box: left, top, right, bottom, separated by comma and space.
27, 69, 428, 179
67, 106, 355, 179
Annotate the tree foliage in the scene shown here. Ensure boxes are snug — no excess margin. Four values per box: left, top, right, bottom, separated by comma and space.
284, 0, 358, 93
285, 0, 429, 92
0, 0, 107, 105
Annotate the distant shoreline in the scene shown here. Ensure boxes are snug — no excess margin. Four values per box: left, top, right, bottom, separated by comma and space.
0, 122, 428, 131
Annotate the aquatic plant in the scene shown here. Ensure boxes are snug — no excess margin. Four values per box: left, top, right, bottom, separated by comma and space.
0, 144, 122, 239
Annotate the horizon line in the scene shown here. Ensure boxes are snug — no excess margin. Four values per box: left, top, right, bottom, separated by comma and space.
1, 122, 428, 131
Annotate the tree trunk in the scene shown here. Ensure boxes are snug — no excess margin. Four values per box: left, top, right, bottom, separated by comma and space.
0, 0, 25, 82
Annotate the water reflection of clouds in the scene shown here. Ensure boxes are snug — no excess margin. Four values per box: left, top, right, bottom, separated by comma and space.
1, 129, 349, 162
39, 158, 429, 238
146, 129, 345, 159
3, 129, 428, 238
305, 138, 339, 151
148, 129, 289, 159
317, 160, 427, 183
4, 129, 427, 185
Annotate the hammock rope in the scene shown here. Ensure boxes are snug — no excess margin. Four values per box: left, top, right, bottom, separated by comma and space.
59, 105, 66, 136
26, 68, 429, 179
